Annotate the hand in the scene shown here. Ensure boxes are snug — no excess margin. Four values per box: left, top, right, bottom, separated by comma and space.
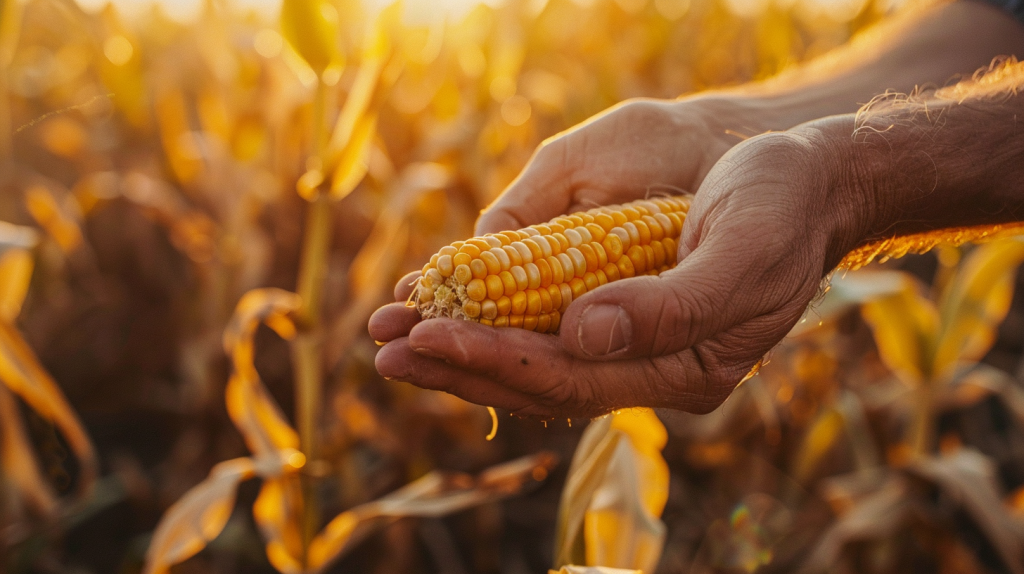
370, 113, 871, 418
475, 96, 762, 234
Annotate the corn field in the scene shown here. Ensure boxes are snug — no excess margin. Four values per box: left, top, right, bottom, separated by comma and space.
2, 0, 1024, 573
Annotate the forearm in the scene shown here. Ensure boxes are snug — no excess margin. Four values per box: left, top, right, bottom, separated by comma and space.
704, 0, 1024, 132
803, 61, 1024, 264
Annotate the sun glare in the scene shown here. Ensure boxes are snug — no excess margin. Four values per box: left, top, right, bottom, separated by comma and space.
74, 0, 507, 23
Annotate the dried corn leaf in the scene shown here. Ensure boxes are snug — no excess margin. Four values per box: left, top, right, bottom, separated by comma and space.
791, 407, 844, 484
144, 457, 258, 574
555, 410, 669, 571
155, 89, 203, 187
280, 0, 341, 76
548, 564, 643, 568
797, 472, 912, 574
838, 223, 1024, 271
861, 276, 938, 386
0, 237, 35, 321
790, 270, 905, 337
0, 319, 97, 492
907, 449, 1024, 574
329, 112, 377, 200
0, 383, 56, 516
933, 238, 1024, 380
307, 452, 557, 571
324, 4, 398, 172
224, 288, 302, 457
25, 186, 83, 253
584, 410, 669, 573
253, 474, 306, 574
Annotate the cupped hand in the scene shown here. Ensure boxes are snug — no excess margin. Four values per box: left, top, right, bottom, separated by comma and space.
475, 96, 755, 234
370, 113, 869, 419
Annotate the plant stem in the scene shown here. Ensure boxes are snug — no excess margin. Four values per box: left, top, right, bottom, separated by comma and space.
293, 79, 331, 564
910, 383, 935, 457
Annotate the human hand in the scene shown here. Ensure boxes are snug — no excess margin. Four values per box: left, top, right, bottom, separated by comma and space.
370, 114, 873, 418
474, 96, 764, 234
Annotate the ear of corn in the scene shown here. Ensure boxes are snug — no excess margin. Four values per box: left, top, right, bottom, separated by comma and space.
413, 195, 691, 333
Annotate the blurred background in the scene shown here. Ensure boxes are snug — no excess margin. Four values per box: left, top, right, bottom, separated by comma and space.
3, 0, 1024, 573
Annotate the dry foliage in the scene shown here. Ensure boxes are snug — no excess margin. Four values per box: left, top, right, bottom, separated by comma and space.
4, 0, 1024, 573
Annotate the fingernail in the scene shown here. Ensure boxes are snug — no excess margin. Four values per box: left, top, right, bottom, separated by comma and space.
578, 304, 631, 356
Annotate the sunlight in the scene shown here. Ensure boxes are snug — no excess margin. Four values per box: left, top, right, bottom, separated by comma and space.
74, 0, 507, 22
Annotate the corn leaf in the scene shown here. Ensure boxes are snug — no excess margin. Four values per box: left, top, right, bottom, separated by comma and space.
307, 452, 557, 571
797, 472, 912, 574
223, 288, 302, 457
554, 416, 621, 568
0, 383, 57, 516
329, 112, 377, 200
280, 0, 341, 76
861, 276, 938, 386
324, 3, 396, 172
790, 270, 905, 337
0, 319, 97, 493
0, 223, 37, 321
25, 186, 83, 253
790, 407, 844, 484
907, 449, 1024, 574
933, 238, 1024, 382
143, 457, 258, 574
555, 410, 670, 571
253, 474, 306, 574
548, 564, 643, 568
584, 410, 669, 573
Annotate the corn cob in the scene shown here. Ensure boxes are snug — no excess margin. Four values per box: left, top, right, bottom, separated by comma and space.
412, 195, 691, 334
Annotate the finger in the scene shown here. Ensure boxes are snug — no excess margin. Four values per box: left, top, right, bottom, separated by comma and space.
475, 137, 574, 235
368, 303, 421, 343
375, 338, 541, 413
407, 319, 573, 397
406, 316, 751, 417
394, 271, 422, 302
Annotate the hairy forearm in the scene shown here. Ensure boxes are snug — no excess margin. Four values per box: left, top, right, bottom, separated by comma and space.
800, 60, 1024, 262
705, 0, 1024, 133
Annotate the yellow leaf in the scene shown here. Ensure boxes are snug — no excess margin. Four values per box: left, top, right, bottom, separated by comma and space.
307, 452, 557, 571
933, 238, 1024, 380
143, 458, 257, 574
0, 319, 97, 493
0, 225, 37, 321
549, 567, 644, 574
790, 407, 844, 483
253, 475, 306, 574
329, 112, 377, 200
155, 89, 203, 187
280, 0, 341, 76
224, 289, 302, 458
323, 4, 399, 176
0, 383, 57, 516
861, 276, 938, 386
25, 186, 83, 253
584, 410, 669, 572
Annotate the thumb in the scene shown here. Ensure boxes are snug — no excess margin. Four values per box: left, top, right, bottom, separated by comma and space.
558, 242, 755, 360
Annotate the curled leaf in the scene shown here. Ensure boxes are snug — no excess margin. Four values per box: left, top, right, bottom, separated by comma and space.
0, 383, 57, 516
307, 452, 557, 571
224, 288, 302, 457
0, 319, 97, 494
556, 410, 669, 572
144, 458, 258, 574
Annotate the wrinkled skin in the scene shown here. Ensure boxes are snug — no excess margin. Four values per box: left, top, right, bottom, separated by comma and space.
369, 100, 862, 418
